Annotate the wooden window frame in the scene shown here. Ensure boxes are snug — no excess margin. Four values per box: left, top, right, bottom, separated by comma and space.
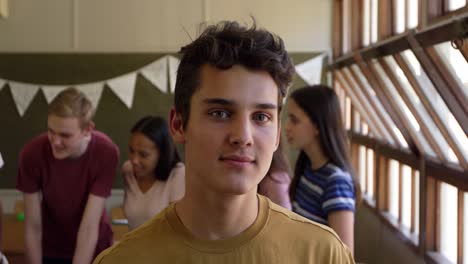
339, 68, 388, 139
377, 57, 448, 163
393, 53, 468, 169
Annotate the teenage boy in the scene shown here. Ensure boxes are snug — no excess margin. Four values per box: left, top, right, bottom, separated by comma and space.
17, 87, 119, 264
94, 21, 355, 263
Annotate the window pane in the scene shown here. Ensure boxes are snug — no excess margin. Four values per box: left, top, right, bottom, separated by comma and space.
346, 96, 352, 130
351, 65, 405, 147
342, 0, 351, 54
464, 192, 468, 264
434, 41, 468, 101
439, 182, 458, 263
366, 149, 374, 198
401, 165, 412, 229
363, 0, 371, 46
389, 159, 399, 219
401, 50, 468, 162
372, 59, 437, 158
414, 171, 420, 236
362, 122, 369, 135
370, 0, 378, 43
343, 68, 390, 141
395, 0, 406, 34
447, 0, 466, 11
383, 55, 457, 163
407, 0, 419, 29
359, 146, 367, 193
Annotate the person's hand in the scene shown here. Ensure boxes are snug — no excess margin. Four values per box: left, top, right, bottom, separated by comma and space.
123, 167, 142, 197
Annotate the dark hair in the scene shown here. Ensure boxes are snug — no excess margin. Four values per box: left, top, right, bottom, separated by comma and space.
288, 85, 361, 202
131, 116, 181, 181
174, 20, 295, 128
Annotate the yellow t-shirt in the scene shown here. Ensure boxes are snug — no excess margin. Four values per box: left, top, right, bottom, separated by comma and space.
94, 195, 355, 264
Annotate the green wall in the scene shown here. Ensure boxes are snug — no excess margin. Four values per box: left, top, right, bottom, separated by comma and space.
0, 52, 325, 188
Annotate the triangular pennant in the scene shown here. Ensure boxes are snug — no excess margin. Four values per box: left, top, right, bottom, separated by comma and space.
168, 56, 180, 93
76, 83, 104, 110
140, 56, 168, 93
0, 79, 5, 91
295, 54, 325, 85
107, 72, 137, 109
9, 81, 40, 117
41, 85, 69, 104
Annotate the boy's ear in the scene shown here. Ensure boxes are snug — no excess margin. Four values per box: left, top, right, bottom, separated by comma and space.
83, 121, 94, 137
169, 107, 186, 144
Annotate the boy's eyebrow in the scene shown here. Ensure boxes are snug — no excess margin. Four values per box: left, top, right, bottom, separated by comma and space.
203, 98, 278, 110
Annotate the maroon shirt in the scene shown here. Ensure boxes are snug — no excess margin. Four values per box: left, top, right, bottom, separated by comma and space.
16, 131, 119, 259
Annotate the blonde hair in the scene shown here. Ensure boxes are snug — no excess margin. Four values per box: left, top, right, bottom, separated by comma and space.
48, 87, 95, 128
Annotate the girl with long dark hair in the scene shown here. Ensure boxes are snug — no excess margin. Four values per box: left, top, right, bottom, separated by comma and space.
286, 85, 360, 253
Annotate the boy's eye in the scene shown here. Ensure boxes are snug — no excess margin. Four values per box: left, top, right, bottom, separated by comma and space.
253, 113, 272, 123
209, 110, 230, 119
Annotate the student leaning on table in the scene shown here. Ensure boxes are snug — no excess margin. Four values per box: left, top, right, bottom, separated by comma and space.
16, 87, 119, 264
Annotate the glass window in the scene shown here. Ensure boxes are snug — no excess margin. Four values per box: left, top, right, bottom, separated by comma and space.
363, 0, 371, 46
439, 182, 458, 263
414, 171, 420, 236
395, 0, 406, 34
407, 0, 419, 29
343, 68, 390, 141
372, 59, 437, 158
389, 159, 400, 219
434, 41, 468, 101
370, 0, 378, 43
346, 96, 352, 130
359, 146, 367, 193
350, 65, 406, 147
342, 0, 351, 54
366, 149, 374, 198
401, 165, 412, 229
383, 55, 457, 163
362, 122, 369, 135
447, 0, 466, 11
401, 50, 468, 162
464, 192, 468, 264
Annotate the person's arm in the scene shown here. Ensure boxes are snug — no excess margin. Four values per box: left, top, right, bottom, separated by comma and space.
328, 211, 354, 254
72, 194, 106, 264
23, 192, 42, 264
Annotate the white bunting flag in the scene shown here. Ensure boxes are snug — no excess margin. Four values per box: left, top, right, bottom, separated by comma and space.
0, 79, 5, 91
140, 55, 168, 93
9, 81, 40, 116
107, 72, 137, 109
295, 53, 325, 85
76, 83, 104, 109
41, 85, 68, 104
168, 56, 180, 93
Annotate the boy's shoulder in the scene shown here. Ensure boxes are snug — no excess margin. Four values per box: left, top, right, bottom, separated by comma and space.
265, 197, 344, 244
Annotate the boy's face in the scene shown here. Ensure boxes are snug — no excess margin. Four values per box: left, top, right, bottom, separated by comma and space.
171, 64, 280, 196
47, 115, 92, 159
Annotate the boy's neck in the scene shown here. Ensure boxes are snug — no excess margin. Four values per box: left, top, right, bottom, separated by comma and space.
175, 190, 259, 240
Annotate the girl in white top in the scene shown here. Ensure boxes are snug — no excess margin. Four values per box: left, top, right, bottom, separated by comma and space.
122, 116, 185, 231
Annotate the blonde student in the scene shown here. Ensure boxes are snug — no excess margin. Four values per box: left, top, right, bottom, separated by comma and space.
17, 87, 119, 264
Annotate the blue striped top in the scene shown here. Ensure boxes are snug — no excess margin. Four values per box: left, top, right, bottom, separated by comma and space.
292, 162, 356, 225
